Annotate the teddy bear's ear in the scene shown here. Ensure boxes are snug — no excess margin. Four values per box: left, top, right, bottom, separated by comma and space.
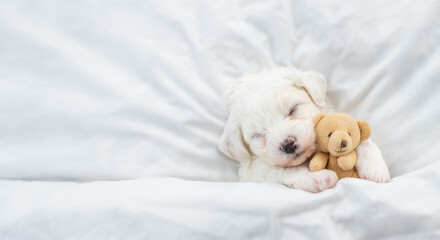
357, 121, 371, 143
312, 113, 326, 128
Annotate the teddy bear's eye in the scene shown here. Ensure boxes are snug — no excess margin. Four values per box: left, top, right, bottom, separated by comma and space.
328, 132, 333, 137
348, 133, 351, 136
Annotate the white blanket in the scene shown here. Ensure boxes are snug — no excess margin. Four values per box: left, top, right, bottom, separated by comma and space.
1, 0, 440, 239
1, 165, 440, 239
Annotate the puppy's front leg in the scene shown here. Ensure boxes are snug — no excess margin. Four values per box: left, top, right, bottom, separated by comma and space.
356, 139, 390, 183
282, 165, 338, 192
241, 159, 338, 193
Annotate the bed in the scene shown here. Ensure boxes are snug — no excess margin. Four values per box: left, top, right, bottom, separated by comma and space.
1, 0, 440, 239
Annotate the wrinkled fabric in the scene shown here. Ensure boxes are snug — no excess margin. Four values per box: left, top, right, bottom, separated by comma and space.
1, 164, 440, 240
0, 0, 440, 239
1, 0, 439, 181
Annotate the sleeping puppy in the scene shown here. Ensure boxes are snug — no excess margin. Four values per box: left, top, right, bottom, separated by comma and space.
219, 67, 390, 192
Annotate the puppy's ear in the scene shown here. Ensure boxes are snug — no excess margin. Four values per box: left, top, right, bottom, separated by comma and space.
298, 71, 327, 107
357, 121, 371, 143
219, 115, 251, 163
313, 113, 326, 128
223, 76, 246, 110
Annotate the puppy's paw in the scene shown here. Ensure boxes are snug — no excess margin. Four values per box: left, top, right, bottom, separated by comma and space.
356, 139, 391, 183
357, 161, 390, 183
309, 170, 338, 193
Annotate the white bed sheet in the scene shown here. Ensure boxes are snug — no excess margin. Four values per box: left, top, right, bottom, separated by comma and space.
1, 0, 440, 239
1, 0, 440, 180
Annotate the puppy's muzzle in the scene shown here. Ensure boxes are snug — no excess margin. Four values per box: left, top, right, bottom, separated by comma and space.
280, 137, 297, 154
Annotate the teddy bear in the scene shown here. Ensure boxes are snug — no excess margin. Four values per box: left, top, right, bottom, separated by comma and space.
309, 112, 371, 179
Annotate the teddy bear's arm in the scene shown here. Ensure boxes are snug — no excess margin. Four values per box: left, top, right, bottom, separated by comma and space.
337, 151, 357, 171
309, 152, 329, 172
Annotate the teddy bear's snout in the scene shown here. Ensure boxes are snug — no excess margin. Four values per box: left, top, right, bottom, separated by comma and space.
328, 132, 353, 156
341, 140, 347, 148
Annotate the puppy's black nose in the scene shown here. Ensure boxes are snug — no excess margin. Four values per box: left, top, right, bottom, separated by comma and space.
281, 138, 297, 154
341, 140, 347, 148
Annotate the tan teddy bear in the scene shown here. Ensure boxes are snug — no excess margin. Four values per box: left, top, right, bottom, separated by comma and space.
309, 113, 371, 179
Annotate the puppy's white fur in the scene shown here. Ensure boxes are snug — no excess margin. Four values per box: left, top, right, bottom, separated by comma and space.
219, 67, 390, 192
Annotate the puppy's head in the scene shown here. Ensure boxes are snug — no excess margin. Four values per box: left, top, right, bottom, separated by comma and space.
219, 68, 327, 167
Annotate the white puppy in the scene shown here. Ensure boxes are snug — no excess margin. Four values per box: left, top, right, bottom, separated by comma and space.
219, 67, 390, 192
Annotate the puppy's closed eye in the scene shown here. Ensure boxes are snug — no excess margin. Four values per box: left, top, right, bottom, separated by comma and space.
288, 104, 300, 117
252, 133, 265, 139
